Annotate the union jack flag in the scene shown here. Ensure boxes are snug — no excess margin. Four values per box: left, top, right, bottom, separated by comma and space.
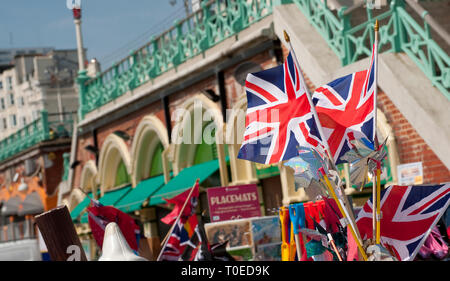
356, 183, 450, 261
160, 181, 200, 261
160, 215, 198, 261
312, 44, 377, 164
238, 52, 323, 164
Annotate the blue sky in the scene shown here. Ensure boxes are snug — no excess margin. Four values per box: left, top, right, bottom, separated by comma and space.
0, 0, 188, 69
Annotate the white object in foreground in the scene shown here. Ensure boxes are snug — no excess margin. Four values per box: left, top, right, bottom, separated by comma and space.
98, 222, 147, 261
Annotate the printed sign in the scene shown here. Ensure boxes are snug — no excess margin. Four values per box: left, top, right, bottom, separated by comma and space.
397, 162, 423, 185
207, 184, 261, 222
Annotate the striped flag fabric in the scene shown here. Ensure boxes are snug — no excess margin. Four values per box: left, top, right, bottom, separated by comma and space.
355, 183, 450, 260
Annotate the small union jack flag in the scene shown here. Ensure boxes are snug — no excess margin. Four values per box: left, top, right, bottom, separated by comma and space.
238, 52, 323, 164
312, 44, 377, 165
160, 215, 198, 261
356, 183, 450, 261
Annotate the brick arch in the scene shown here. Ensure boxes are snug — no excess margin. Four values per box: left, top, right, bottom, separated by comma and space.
225, 93, 257, 185
98, 134, 133, 195
130, 115, 169, 185
79, 160, 98, 195
67, 188, 86, 212
170, 94, 228, 185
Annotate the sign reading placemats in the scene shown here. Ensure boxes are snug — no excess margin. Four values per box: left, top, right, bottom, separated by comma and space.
207, 184, 261, 222
397, 162, 423, 185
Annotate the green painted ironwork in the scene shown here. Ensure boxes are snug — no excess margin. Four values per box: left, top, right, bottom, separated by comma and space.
0, 110, 74, 163
77, 0, 449, 119
292, 0, 449, 99
78, 0, 273, 118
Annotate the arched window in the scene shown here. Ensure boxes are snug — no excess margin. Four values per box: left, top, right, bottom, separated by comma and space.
115, 160, 130, 187
149, 143, 165, 177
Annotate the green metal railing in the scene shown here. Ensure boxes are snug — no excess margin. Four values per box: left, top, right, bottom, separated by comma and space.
0, 111, 74, 163
78, 0, 273, 118
78, 0, 450, 120
292, 0, 450, 99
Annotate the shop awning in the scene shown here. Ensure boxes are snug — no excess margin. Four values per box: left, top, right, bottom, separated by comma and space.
148, 158, 221, 206
1, 196, 22, 216
115, 174, 166, 213
97, 185, 132, 206
18, 192, 44, 216
79, 185, 132, 223
70, 192, 93, 222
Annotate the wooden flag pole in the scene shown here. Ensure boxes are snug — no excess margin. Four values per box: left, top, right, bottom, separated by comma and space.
283, 30, 363, 244
373, 19, 382, 245
319, 169, 368, 261
328, 233, 343, 261
157, 178, 199, 261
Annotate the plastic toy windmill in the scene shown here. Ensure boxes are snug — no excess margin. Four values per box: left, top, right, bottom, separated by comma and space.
339, 136, 388, 191
284, 146, 329, 197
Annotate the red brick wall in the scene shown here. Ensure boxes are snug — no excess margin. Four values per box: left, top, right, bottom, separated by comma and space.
44, 149, 70, 196
377, 90, 450, 184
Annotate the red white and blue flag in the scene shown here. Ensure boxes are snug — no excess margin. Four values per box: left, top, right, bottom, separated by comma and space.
161, 181, 199, 225
159, 181, 200, 261
160, 215, 199, 261
312, 44, 377, 164
87, 199, 141, 252
238, 52, 323, 164
355, 183, 450, 261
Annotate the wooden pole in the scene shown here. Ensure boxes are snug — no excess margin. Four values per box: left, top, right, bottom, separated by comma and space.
328, 233, 343, 261
34, 205, 87, 261
373, 19, 381, 245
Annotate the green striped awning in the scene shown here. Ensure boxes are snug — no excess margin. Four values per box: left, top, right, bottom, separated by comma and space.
98, 185, 132, 206
148, 158, 221, 206
79, 185, 132, 223
115, 174, 166, 213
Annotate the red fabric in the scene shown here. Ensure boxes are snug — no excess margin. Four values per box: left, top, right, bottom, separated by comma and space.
323, 197, 343, 233
87, 205, 140, 251
72, 8, 81, 19
161, 181, 199, 225
303, 202, 314, 229
346, 226, 359, 261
